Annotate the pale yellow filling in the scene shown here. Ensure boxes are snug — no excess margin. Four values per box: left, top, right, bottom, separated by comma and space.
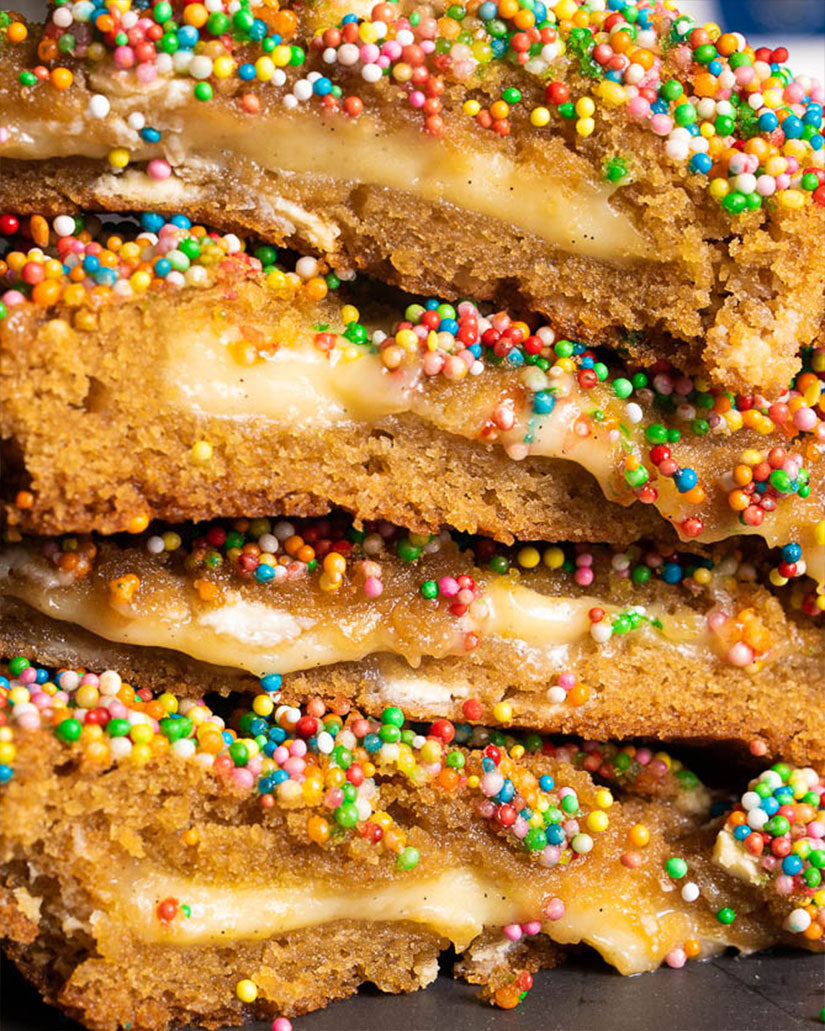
124, 864, 714, 975
2, 94, 644, 261
0, 546, 710, 679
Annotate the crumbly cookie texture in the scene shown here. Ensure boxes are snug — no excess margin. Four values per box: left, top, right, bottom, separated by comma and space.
0, 0, 823, 393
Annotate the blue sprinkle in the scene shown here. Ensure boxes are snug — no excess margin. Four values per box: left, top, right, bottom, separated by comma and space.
260, 672, 282, 692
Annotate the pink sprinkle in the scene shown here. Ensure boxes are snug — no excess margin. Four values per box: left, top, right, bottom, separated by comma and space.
665, 948, 687, 969
807, 821, 825, 839
576, 553, 593, 567
540, 845, 561, 868
272, 1019, 292, 1031
19, 667, 37, 685
231, 768, 254, 790
289, 739, 307, 757
273, 745, 289, 765
409, 90, 426, 108
649, 759, 668, 778
359, 43, 380, 63
727, 641, 755, 667
246, 755, 262, 776
113, 45, 135, 69
558, 787, 575, 799
283, 756, 306, 777
31, 693, 51, 710
543, 897, 565, 921
636, 748, 652, 766
774, 874, 794, 896
381, 40, 402, 60
574, 567, 594, 587
513, 817, 529, 838
503, 923, 522, 942
522, 921, 542, 936
479, 800, 495, 819
364, 576, 383, 598
3, 290, 25, 306
558, 672, 576, 689
147, 159, 172, 181
136, 62, 157, 84
420, 39, 436, 53
0, 128, 9, 144
627, 96, 650, 119
439, 576, 459, 598
707, 610, 728, 632
651, 113, 674, 136
17, 711, 41, 731
734, 65, 754, 86
776, 173, 792, 190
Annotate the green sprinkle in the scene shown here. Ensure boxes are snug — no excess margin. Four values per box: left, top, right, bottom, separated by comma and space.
716, 907, 736, 925
397, 846, 420, 870
666, 857, 688, 879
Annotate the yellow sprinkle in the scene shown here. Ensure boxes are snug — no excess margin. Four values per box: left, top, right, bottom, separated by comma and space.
463, 99, 481, 117
191, 440, 214, 463
778, 189, 805, 210
575, 96, 595, 118
576, 116, 595, 137
162, 531, 182, 552
597, 80, 625, 106
586, 810, 609, 833
517, 546, 540, 569
543, 546, 565, 570
530, 106, 550, 127
108, 147, 130, 169
594, 788, 613, 809
254, 55, 275, 80
709, 177, 730, 201
212, 55, 236, 78
815, 521, 825, 547
467, 774, 480, 789
236, 979, 258, 1003
0, 743, 16, 765
493, 701, 513, 724
693, 567, 712, 586
341, 304, 360, 325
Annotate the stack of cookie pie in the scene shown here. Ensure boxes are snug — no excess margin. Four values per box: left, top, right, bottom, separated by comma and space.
1, 1, 823, 1028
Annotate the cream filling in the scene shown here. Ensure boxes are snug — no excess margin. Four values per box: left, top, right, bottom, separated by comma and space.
0, 547, 708, 677
124, 864, 718, 975
2, 93, 645, 261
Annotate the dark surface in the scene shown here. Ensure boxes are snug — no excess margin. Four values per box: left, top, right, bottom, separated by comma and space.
2, 950, 824, 1031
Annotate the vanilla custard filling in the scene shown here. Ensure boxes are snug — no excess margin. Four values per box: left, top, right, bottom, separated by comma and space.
123, 863, 726, 975
2, 87, 645, 262
0, 546, 711, 679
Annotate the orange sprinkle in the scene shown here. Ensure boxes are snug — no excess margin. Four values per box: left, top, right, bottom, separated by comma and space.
7, 21, 28, 43
14, 490, 34, 510
30, 215, 50, 248
50, 67, 74, 90
127, 513, 150, 534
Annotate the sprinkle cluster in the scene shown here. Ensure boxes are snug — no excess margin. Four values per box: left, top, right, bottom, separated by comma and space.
725, 764, 825, 942
3, 1, 823, 211
0, 212, 339, 319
